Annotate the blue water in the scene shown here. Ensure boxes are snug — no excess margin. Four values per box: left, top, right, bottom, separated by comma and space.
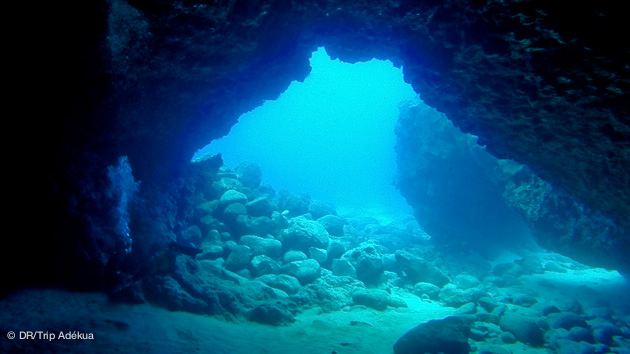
195, 47, 417, 222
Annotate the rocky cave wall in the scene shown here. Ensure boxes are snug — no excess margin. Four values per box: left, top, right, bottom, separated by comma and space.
17, 0, 629, 292
104, 0, 629, 227
395, 99, 630, 273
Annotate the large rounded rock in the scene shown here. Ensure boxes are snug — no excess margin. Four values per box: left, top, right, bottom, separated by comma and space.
219, 190, 248, 209
439, 284, 486, 307
352, 289, 391, 311
414, 282, 441, 300
393, 316, 471, 354
224, 245, 251, 272
452, 274, 481, 289
280, 259, 321, 285
281, 216, 330, 251
499, 310, 545, 347
248, 255, 280, 277
282, 250, 307, 264
256, 274, 301, 295
239, 235, 282, 258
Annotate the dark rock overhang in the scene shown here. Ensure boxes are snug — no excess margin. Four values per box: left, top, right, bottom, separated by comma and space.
102, 0, 629, 227
11, 0, 629, 291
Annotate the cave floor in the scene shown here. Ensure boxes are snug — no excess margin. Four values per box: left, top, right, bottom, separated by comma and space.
1, 250, 628, 354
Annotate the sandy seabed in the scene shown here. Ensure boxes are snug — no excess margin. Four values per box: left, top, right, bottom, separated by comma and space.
1, 250, 628, 354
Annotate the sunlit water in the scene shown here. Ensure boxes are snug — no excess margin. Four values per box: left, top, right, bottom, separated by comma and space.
195, 47, 418, 223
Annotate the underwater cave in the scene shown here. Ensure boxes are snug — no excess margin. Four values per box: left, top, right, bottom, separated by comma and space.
4, 0, 630, 353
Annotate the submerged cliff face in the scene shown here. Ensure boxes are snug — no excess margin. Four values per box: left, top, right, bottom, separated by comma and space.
22, 0, 629, 290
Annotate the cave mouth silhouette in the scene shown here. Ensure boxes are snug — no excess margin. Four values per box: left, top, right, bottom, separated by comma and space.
194, 46, 421, 223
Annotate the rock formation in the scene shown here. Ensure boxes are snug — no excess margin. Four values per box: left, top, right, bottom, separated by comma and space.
11, 0, 629, 292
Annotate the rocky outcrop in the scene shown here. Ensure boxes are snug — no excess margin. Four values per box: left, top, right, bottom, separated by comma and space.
395, 99, 630, 273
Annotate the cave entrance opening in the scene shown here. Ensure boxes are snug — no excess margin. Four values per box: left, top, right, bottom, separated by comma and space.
193, 46, 420, 223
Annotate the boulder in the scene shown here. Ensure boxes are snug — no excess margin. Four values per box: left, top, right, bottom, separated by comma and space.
498, 310, 544, 346
395, 250, 450, 287
248, 255, 280, 277
308, 247, 328, 264
239, 235, 282, 258
222, 203, 247, 221
453, 274, 481, 289
205, 177, 244, 201
281, 216, 330, 251
388, 296, 408, 308
219, 190, 248, 209
439, 284, 486, 307
197, 245, 223, 261
283, 250, 308, 263
342, 243, 385, 286
326, 241, 346, 261
317, 214, 346, 236
393, 316, 471, 354
352, 289, 391, 311
331, 259, 357, 278
256, 274, 301, 295
246, 197, 275, 217
280, 259, 321, 285
224, 245, 251, 272
414, 282, 441, 300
